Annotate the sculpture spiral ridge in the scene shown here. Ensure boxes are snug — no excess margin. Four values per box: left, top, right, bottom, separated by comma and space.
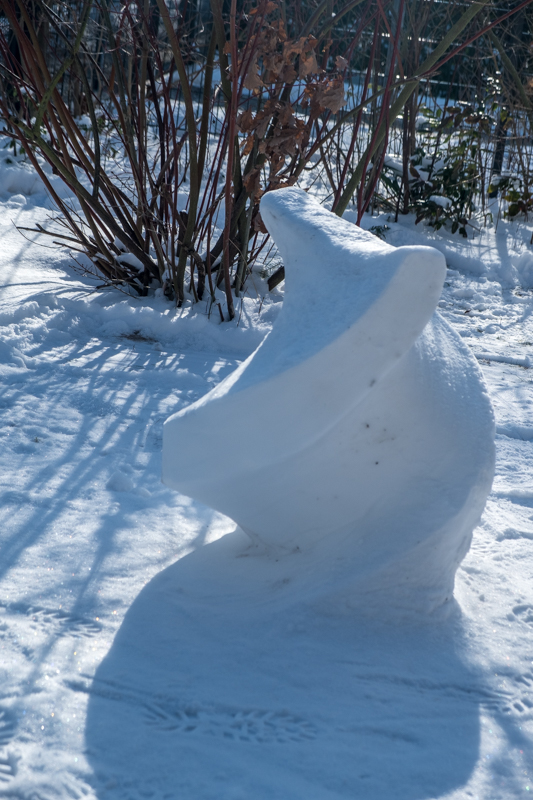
163, 188, 495, 615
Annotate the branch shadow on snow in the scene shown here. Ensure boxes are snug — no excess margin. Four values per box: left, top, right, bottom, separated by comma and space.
0, 313, 238, 696
0, 311, 236, 576
84, 530, 484, 800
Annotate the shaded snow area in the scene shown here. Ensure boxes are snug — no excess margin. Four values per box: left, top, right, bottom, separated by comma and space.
0, 198, 533, 800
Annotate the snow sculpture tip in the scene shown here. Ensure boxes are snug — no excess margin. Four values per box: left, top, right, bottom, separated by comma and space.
163, 188, 495, 617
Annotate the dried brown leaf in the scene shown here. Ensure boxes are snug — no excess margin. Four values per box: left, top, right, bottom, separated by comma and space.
335, 55, 348, 70
279, 62, 297, 83
237, 108, 254, 133
243, 168, 262, 199
250, 0, 278, 14
277, 104, 295, 127
241, 134, 255, 157
269, 152, 285, 175
253, 211, 268, 234
243, 55, 263, 91
283, 36, 307, 61
315, 78, 345, 114
268, 124, 304, 157
257, 26, 279, 55
244, 68, 263, 92
264, 52, 284, 81
299, 52, 318, 78
254, 112, 272, 140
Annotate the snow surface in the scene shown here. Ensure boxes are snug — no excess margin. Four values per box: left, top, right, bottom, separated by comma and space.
429, 195, 452, 209
163, 188, 494, 616
0, 178, 533, 798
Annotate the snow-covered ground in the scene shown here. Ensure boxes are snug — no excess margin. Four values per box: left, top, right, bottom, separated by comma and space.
1, 184, 533, 799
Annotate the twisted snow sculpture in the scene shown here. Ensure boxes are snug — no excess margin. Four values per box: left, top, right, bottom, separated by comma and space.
163, 188, 495, 615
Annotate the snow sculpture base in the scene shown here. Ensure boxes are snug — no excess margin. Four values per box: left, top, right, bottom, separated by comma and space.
163, 188, 495, 616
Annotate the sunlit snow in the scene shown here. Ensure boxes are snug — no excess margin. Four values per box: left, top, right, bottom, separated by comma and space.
0, 172, 532, 800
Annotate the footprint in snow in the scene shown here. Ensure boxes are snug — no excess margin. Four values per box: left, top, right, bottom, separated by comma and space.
511, 696, 533, 715
0, 708, 16, 748
0, 708, 18, 784
68, 678, 317, 744
511, 604, 533, 624
494, 671, 533, 717
0, 600, 102, 638
0, 752, 17, 784
144, 703, 317, 744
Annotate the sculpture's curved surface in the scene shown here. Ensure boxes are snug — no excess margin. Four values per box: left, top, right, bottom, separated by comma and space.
163, 188, 495, 614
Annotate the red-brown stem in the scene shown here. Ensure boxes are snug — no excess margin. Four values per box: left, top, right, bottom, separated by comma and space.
222, 0, 238, 320
332, 7, 379, 212
357, 0, 404, 224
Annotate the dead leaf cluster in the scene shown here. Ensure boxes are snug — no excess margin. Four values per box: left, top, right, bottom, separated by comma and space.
230, 3, 345, 202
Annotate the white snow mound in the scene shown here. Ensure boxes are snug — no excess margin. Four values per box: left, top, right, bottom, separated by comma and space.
106, 471, 134, 493
163, 188, 495, 616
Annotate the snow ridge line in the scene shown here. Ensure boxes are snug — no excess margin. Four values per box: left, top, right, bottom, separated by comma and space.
345, 671, 506, 704
474, 352, 531, 368
495, 424, 533, 441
